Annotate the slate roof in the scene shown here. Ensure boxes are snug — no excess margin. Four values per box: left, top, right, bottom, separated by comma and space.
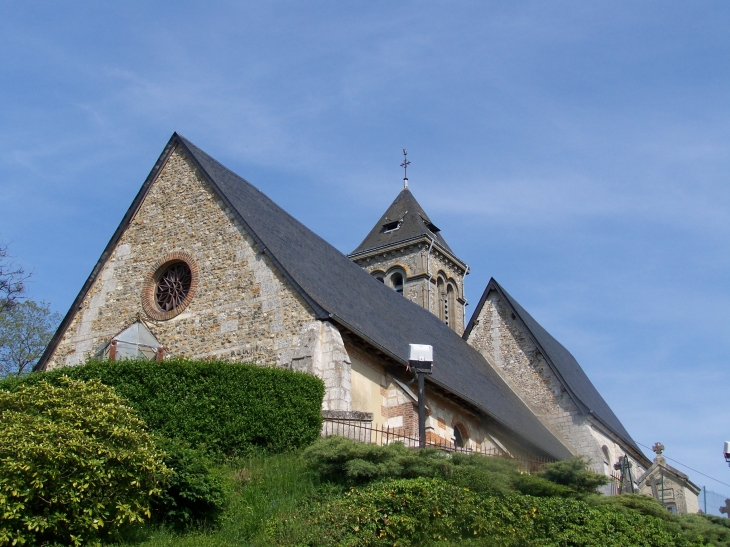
350, 188, 456, 256
37, 133, 572, 460
465, 279, 648, 464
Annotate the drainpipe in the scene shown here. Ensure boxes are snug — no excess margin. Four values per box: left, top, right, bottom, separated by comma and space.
462, 264, 470, 332
426, 237, 435, 312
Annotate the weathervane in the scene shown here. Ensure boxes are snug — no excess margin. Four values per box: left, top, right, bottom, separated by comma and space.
400, 149, 410, 189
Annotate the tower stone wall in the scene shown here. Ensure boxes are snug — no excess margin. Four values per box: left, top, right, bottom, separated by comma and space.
351, 241, 467, 334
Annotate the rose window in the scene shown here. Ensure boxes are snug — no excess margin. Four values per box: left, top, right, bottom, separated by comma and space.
154, 262, 192, 312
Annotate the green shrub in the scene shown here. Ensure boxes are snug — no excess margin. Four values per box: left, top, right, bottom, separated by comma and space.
303, 437, 602, 499
0, 377, 170, 547
511, 472, 574, 498
151, 437, 228, 530
588, 492, 677, 520
2, 358, 325, 455
303, 436, 452, 485
268, 477, 701, 547
447, 451, 523, 494
588, 495, 730, 547
678, 513, 730, 547
535, 456, 608, 495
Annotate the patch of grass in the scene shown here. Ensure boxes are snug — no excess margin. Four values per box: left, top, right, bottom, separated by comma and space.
115, 451, 321, 547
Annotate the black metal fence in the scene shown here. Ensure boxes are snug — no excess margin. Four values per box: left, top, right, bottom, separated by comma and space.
322, 418, 554, 473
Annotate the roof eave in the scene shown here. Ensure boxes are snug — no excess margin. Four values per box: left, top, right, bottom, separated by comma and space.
348, 236, 468, 272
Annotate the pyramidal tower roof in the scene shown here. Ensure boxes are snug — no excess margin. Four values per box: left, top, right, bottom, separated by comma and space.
351, 188, 454, 255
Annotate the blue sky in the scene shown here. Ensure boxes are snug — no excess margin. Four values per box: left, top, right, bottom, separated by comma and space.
2, 2, 729, 497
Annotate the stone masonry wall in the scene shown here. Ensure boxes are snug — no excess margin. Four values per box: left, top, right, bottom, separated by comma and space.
290, 321, 352, 411
46, 147, 343, 400
589, 420, 646, 483
466, 290, 608, 471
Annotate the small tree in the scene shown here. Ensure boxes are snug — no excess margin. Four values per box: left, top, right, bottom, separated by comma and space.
0, 300, 61, 377
0, 241, 29, 314
0, 377, 171, 546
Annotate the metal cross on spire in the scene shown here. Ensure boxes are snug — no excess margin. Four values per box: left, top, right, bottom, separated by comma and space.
400, 149, 411, 189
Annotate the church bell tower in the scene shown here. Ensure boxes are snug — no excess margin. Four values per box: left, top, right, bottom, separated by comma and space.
348, 182, 469, 334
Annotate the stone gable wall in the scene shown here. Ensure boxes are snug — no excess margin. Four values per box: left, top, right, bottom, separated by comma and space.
291, 321, 352, 411
466, 290, 606, 468
47, 147, 319, 374
588, 419, 646, 486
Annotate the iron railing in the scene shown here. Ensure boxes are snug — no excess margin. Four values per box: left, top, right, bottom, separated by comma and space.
322, 418, 554, 473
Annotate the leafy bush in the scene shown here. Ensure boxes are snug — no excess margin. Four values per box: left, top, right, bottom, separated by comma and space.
268, 477, 700, 547
1, 358, 325, 455
511, 472, 574, 498
447, 451, 528, 494
151, 437, 228, 530
678, 513, 730, 547
0, 377, 170, 547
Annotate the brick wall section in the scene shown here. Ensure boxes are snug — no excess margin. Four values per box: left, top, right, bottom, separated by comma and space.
466, 290, 607, 468
343, 342, 524, 458
47, 147, 320, 375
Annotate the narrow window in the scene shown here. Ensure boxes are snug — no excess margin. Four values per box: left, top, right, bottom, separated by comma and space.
446, 284, 455, 328
392, 273, 404, 295
437, 277, 446, 322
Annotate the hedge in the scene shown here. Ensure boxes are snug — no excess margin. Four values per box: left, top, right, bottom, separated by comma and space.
1, 358, 325, 455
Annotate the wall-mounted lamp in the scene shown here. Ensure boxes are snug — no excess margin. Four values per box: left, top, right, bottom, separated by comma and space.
409, 344, 433, 449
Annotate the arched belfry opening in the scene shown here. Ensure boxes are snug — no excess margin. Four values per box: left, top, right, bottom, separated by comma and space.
348, 185, 469, 334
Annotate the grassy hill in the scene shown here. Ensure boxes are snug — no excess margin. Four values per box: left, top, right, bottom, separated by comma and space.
113, 439, 730, 547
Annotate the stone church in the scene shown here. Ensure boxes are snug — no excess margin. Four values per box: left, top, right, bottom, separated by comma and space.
36, 133, 652, 481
